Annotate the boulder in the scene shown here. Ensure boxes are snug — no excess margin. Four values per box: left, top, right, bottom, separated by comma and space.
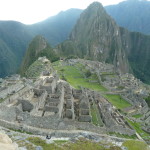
0, 132, 17, 150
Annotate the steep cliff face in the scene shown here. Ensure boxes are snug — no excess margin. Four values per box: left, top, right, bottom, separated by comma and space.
129, 33, 150, 84
0, 21, 33, 77
0, 39, 17, 77
20, 35, 58, 75
58, 2, 130, 73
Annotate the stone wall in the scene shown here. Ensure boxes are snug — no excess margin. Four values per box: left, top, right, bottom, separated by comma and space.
2, 85, 32, 105
107, 125, 135, 136
78, 94, 91, 122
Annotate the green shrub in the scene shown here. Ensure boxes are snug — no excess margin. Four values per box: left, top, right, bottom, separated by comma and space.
85, 70, 92, 78
145, 95, 150, 107
0, 98, 4, 103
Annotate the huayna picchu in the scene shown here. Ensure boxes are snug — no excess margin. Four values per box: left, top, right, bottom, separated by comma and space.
58, 2, 150, 84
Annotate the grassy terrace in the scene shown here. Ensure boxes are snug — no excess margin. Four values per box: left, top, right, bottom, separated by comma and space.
91, 101, 103, 126
122, 140, 149, 150
25, 59, 51, 78
125, 118, 150, 140
25, 136, 150, 150
27, 137, 123, 150
132, 114, 143, 118
103, 94, 131, 110
52, 61, 107, 92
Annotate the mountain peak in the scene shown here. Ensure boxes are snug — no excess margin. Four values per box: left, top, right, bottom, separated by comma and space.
20, 35, 59, 76
60, 2, 130, 73
87, 1, 103, 8
31, 35, 48, 55
84, 1, 105, 15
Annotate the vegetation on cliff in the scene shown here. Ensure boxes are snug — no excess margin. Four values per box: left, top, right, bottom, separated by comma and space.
20, 35, 59, 76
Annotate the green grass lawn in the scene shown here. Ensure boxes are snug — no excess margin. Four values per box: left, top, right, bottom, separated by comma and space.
27, 137, 60, 150
132, 114, 143, 118
25, 59, 51, 78
0, 98, 4, 103
103, 94, 131, 110
27, 137, 122, 150
125, 118, 150, 139
27, 136, 150, 150
52, 61, 107, 92
91, 102, 103, 126
145, 95, 150, 107
122, 140, 149, 150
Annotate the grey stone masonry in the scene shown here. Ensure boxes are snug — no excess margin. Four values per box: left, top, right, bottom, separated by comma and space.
0, 58, 141, 137
0, 81, 24, 99
40, 76, 57, 94
73, 89, 82, 99
61, 81, 75, 120
79, 95, 91, 122
43, 82, 65, 118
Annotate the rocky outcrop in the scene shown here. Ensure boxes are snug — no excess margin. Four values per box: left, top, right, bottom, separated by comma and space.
0, 132, 17, 150
20, 35, 59, 76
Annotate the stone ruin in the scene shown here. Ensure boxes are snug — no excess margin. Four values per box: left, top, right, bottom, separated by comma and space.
0, 74, 24, 99
0, 67, 95, 133
0, 58, 139, 137
70, 59, 149, 114
0, 72, 135, 136
78, 95, 91, 122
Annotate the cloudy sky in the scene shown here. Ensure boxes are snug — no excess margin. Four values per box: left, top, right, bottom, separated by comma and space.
0, 0, 126, 24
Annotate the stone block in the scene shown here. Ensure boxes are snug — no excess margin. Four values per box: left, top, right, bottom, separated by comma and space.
80, 109, 89, 115
78, 115, 91, 122
48, 102, 59, 106
66, 109, 73, 119
33, 88, 44, 97
66, 100, 72, 109
80, 101, 89, 109
45, 106, 59, 113
18, 100, 33, 112
42, 71, 50, 76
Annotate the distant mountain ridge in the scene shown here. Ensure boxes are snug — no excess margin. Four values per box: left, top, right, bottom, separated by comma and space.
28, 8, 83, 46
105, 0, 150, 35
0, 9, 82, 77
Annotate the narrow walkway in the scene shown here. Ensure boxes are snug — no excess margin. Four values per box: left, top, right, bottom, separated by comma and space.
135, 132, 143, 141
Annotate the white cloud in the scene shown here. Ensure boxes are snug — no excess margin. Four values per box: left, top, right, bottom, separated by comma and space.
0, 0, 126, 24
